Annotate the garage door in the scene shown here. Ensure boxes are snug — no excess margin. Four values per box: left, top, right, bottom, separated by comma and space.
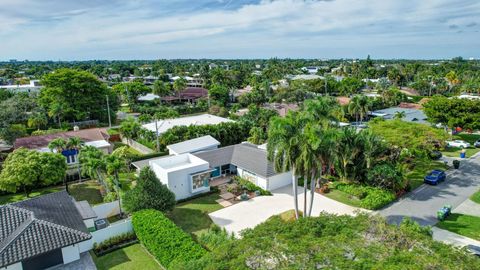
23, 249, 63, 270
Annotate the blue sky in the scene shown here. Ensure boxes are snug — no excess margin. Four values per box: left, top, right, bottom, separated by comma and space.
0, 0, 479, 60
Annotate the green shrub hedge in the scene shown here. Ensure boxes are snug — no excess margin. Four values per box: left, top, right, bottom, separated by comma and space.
233, 176, 272, 195
333, 183, 396, 210
132, 209, 206, 268
93, 232, 137, 256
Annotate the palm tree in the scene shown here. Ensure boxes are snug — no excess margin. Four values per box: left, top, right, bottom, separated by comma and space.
67, 137, 83, 181
359, 130, 385, 170
27, 112, 47, 130
267, 111, 304, 219
394, 111, 406, 120
78, 146, 105, 181
335, 128, 360, 182
348, 95, 370, 124
48, 138, 67, 153
104, 154, 125, 216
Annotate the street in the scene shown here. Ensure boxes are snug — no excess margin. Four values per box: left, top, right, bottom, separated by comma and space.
380, 155, 480, 226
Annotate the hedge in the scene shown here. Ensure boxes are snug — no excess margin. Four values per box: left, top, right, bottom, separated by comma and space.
93, 232, 137, 256
132, 209, 206, 269
333, 183, 396, 210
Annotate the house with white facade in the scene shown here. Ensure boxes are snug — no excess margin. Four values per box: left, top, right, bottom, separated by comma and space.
167, 135, 220, 155
142, 114, 233, 136
133, 139, 293, 200
0, 80, 42, 94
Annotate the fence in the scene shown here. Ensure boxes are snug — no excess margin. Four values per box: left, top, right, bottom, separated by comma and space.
122, 137, 155, 154
91, 218, 133, 244
92, 200, 121, 219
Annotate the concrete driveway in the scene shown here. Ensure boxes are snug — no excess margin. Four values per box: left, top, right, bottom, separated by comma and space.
209, 185, 361, 235
380, 154, 480, 226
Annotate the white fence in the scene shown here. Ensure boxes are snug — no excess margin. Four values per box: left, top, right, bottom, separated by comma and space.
91, 218, 133, 244
93, 200, 121, 219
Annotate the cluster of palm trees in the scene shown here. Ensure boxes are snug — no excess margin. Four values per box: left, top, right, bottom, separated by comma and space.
268, 97, 391, 220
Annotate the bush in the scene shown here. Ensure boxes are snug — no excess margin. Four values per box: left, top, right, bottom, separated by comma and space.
360, 187, 396, 210
123, 167, 176, 213
197, 225, 234, 251
335, 183, 367, 199
93, 232, 137, 256
103, 191, 117, 202
132, 209, 206, 268
233, 176, 272, 195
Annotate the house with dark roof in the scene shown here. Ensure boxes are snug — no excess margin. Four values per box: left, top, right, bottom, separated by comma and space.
0, 191, 95, 270
132, 140, 292, 200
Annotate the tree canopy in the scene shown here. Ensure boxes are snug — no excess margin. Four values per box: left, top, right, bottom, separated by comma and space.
423, 96, 480, 129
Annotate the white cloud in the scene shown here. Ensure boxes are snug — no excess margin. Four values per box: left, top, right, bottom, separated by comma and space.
0, 0, 479, 59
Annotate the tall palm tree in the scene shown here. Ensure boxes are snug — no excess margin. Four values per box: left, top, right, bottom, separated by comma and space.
79, 146, 105, 181
267, 111, 304, 219
335, 128, 360, 182
48, 138, 66, 153
104, 154, 125, 216
359, 130, 385, 170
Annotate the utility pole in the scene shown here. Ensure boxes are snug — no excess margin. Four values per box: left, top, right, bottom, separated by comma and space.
106, 95, 112, 128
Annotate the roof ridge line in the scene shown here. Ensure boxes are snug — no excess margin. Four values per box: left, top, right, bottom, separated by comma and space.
0, 207, 34, 255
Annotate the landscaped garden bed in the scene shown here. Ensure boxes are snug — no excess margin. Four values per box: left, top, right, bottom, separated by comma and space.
327, 182, 396, 210
93, 232, 138, 256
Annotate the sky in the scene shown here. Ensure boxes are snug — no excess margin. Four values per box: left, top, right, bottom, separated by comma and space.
0, 0, 479, 60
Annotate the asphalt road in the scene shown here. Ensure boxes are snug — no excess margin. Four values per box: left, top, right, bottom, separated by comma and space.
379, 155, 480, 226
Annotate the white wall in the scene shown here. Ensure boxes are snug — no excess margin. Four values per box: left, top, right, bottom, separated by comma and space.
84, 218, 95, 229
92, 200, 121, 219
237, 168, 268, 190
61, 245, 80, 264
78, 239, 93, 253
91, 219, 133, 244
2, 262, 22, 270
267, 171, 293, 191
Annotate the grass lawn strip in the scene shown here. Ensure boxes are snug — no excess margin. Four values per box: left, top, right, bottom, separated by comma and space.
471, 190, 480, 204
436, 213, 480, 241
69, 180, 103, 205
91, 243, 161, 270
167, 193, 223, 236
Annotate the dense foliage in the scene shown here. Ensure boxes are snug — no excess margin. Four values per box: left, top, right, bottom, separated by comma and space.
124, 167, 176, 213
331, 182, 396, 210
233, 176, 272, 196
0, 148, 67, 195
132, 209, 206, 268
369, 119, 448, 157
175, 213, 480, 270
93, 232, 137, 255
39, 68, 119, 123
423, 96, 480, 129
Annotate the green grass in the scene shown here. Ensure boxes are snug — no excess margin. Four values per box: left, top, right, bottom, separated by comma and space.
323, 188, 362, 208
92, 243, 161, 270
441, 147, 480, 158
406, 159, 449, 190
0, 185, 64, 205
437, 213, 480, 241
471, 190, 480, 204
167, 193, 223, 236
118, 172, 136, 192
69, 180, 104, 205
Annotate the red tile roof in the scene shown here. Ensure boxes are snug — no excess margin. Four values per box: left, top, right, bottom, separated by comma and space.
14, 128, 109, 149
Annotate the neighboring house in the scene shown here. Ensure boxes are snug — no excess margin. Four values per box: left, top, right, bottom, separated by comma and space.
166, 135, 220, 155
455, 94, 480, 100
133, 141, 293, 200
289, 74, 323, 81
160, 87, 208, 103
138, 93, 160, 102
370, 107, 428, 124
0, 80, 41, 94
301, 66, 319, 74
0, 191, 94, 270
142, 114, 234, 136
14, 128, 112, 166
171, 76, 204, 88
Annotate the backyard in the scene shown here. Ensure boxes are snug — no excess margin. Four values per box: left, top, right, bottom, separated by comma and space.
91, 244, 161, 270
167, 193, 223, 236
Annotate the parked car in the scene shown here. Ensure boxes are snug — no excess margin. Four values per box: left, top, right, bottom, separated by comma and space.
474, 140, 480, 148
446, 140, 471, 148
424, 170, 446, 185
467, 245, 480, 257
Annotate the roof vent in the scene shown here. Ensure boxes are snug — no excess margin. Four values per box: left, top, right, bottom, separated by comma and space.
73, 126, 80, 132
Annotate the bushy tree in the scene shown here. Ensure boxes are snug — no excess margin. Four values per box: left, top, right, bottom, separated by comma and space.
39, 68, 119, 123
124, 167, 175, 213
0, 148, 67, 196
208, 84, 229, 106
112, 81, 150, 104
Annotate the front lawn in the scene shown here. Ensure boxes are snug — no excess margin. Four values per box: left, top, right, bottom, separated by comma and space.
167, 193, 223, 236
323, 188, 362, 208
69, 180, 104, 205
441, 146, 480, 158
0, 185, 64, 205
471, 190, 480, 204
91, 243, 161, 270
406, 159, 449, 190
436, 213, 480, 241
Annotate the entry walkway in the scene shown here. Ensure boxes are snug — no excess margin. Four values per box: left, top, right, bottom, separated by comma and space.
209, 185, 363, 236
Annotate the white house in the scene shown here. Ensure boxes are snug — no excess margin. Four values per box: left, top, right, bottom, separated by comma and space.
142, 114, 234, 136
149, 154, 212, 200
0, 80, 42, 93
167, 135, 220, 155
133, 141, 293, 200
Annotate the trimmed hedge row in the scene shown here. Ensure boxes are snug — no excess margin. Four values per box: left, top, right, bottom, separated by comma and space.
132, 209, 206, 269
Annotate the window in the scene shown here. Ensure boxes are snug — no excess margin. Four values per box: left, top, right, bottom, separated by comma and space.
191, 171, 210, 191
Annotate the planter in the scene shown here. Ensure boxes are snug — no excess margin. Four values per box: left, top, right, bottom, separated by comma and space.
93, 239, 139, 257
453, 160, 460, 169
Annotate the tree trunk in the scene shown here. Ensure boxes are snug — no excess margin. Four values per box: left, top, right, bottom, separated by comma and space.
303, 176, 307, 217
292, 168, 299, 220
308, 170, 317, 217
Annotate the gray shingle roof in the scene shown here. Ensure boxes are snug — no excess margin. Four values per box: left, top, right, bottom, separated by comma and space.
0, 191, 91, 268
167, 135, 220, 154
194, 143, 277, 178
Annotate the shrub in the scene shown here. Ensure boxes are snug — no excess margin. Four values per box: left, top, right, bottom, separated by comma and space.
233, 176, 272, 195
335, 183, 367, 199
124, 167, 176, 213
360, 187, 396, 210
367, 163, 404, 191
132, 209, 206, 268
103, 191, 117, 202
93, 232, 137, 255
197, 225, 234, 251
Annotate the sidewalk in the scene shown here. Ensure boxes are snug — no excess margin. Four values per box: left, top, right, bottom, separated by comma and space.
432, 227, 480, 247
453, 199, 480, 216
